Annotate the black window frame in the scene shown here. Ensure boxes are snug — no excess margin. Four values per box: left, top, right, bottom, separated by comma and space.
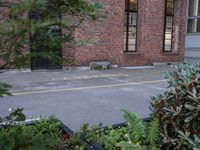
163, 0, 174, 52
124, 0, 138, 52
187, 0, 200, 33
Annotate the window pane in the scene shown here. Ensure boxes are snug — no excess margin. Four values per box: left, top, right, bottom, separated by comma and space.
128, 38, 136, 44
166, 0, 174, 16
166, 16, 173, 29
187, 19, 196, 33
124, 1, 137, 52
129, 13, 137, 26
165, 46, 172, 51
129, 0, 137, 12
128, 45, 136, 51
128, 12, 137, 51
198, 0, 200, 15
164, 0, 174, 52
165, 33, 172, 40
165, 40, 172, 45
197, 18, 200, 32
129, 32, 136, 39
188, 0, 195, 17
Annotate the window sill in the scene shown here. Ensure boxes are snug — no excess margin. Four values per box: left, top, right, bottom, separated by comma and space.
185, 33, 200, 36
162, 51, 179, 55
124, 51, 141, 55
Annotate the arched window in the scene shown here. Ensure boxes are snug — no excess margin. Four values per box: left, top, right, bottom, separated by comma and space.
124, 0, 138, 52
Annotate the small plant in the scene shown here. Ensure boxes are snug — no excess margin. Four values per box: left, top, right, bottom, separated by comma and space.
84, 110, 160, 150
0, 82, 11, 97
151, 63, 200, 149
0, 108, 26, 124
93, 65, 103, 70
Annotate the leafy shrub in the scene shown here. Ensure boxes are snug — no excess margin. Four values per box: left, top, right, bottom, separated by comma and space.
0, 117, 63, 150
151, 63, 200, 149
84, 110, 160, 150
0, 109, 84, 150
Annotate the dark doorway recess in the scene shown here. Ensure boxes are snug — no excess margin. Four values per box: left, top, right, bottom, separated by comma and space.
30, 11, 62, 70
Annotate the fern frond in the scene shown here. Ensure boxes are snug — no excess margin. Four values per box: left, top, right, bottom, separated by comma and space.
122, 110, 146, 144
117, 141, 144, 150
147, 118, 159, 145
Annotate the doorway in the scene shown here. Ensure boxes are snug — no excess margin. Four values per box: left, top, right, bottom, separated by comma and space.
30, 11, 62, 70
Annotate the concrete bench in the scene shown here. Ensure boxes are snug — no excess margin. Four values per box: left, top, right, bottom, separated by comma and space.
90, 61, 111, 70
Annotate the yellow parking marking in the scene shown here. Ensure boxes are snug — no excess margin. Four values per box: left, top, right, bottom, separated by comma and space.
50, 73, 129, 81
11, 79, 167, 96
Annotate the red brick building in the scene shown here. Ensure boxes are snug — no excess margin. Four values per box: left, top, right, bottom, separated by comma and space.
1, 0, 187, 70
67, 0, 187, 68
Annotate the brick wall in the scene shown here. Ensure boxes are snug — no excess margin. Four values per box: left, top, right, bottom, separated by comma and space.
64, 0, 187, 67
0, 0, 187, 68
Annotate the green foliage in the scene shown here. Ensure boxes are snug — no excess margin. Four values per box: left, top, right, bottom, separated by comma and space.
0, 108, 26, 123
0, 108, 26, 124
117, 141, 144, 150
0, 0, 102, 69
0, 109, 84, 150
0, 117, 63, 150
0, 82, 11, 97
84, 110, 160, 150
148, 118, 160, 146
123, 110, 146, 144
85, 123, 127, 150
65, 123, 89, 150
151, 63, 200, 149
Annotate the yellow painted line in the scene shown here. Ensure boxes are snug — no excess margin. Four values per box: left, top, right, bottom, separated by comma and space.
52, 74, 129, 81
11, 79, 167, 96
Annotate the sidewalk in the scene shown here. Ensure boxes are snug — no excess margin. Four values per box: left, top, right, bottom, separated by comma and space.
0, 66, 172, 91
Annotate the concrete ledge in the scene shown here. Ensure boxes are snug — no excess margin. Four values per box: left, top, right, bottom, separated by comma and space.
123, 66, 155, 69
153, 62, 182, 66
71, 66, 90, 71
90, 61, 111, 70
111, 64, 118, 68
0, 69, 31, 73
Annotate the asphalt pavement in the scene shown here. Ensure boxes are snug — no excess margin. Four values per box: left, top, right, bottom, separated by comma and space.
0, 66, 171, 130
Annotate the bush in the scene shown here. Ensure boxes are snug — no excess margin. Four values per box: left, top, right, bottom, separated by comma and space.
0, 109, 84, 150
84, 110, 160, 150
151, 63, 200, 149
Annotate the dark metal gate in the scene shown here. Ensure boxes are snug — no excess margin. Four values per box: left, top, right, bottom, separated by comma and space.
30, 11, 62, 70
